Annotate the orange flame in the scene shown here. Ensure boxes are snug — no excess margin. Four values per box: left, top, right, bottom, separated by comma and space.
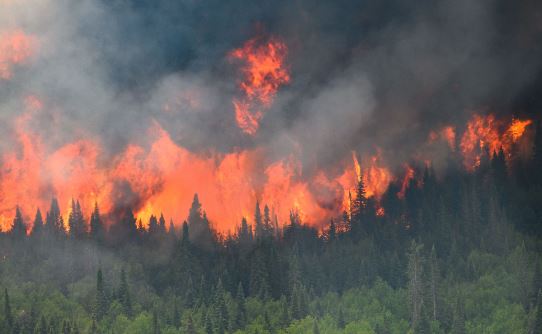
460, 114, 532, 170
363, 152, 393, 199
0, 30, 35, 80
229, 35, 290, 135
397, 165, 415, 199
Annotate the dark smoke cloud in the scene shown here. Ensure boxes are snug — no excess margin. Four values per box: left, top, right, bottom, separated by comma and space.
1, 0, 541, 177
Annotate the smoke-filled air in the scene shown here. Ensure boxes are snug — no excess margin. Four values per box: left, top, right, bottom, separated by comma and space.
1, 0, 542, 333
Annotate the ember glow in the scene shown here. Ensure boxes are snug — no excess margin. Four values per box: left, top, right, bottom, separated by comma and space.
0, 30, 35, 80
229, 35, 290, 135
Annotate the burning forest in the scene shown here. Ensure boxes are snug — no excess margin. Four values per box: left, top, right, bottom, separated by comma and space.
1, 0, 542, 333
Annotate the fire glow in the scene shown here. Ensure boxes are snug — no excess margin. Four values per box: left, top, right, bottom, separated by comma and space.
0, 30, 35, 80
0, 30, 535, 235
229, 35, 290, 135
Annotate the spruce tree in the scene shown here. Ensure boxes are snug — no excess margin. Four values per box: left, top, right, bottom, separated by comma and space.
312, 320, 320, 334
407, 240, 424, 327
31, 209, 44, 238
34, 316, 47, 334
263, 204, 272, 237
68, 199, 86, 238
4, 288, 13, 330
158, 213, 166, 235
213, 279, 228, 334
234, 282, 246, 330
95, 269, 107, 321
172, 297, 180, 329
89, 203, 104, 242
451, 295, 466, 334
254, 201, 263, 239
152, 309, 160, 334
45, 198, 64, 236
11, 205, 27, 238
184, 314, 196, 334
118, 269, 132, 317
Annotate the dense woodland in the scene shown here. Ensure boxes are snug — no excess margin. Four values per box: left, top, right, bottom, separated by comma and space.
0, 121, 542, 334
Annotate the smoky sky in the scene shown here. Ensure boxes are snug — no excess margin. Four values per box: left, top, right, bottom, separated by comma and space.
1, 0, 541, 177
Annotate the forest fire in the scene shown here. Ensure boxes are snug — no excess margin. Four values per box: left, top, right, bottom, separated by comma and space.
459, 114, 533, 170
0, 28, 536, 235
0, 30, 35, 80
229, 35, 290, 135
0, 102, 534, 233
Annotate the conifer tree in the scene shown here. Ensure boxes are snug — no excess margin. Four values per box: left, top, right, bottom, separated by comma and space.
89, 203, 104, 242
148, 215, 159, 236
158, 213, 166, 235
152, 309, 160, 334
429, 245, 440, 321
184, 314, 196, 334
337, 307, 345, 329
533, 291, 542, 334
95, 269, 108, 321
172, 297, 180, 328
451, 295, 466, 334
11, 205, 27, 238
68, 199, 86, 238
254, 201, 263, 239
263, 204, 272, 237
46, 198, 64, 235
213, 279, 228, 334
233, 282, 246, 330
31, 208, 44, 237
118, 269, 132, 317
407, 240, 424, 327
328, 219, 336, 242
34, 316, 47, 334
312, 320, 320, 334
4, 288, 13, 330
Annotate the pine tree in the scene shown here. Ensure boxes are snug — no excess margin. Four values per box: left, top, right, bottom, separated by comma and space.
451, 295, 466, 334
118, 269, 132, 317
11, 205, 27, 238
328, 219, 336, 242
429, 245, 440, 321
148, 215, 159, 236
233, 283, 246, 330
34, 316, 47, 334
4, 288, 13, 330
238, 217, 252, 245
279, 295, 290, 327
263, 204, 272, 237
172, 297, 180, 328
204, 311, 213, 334
31, 209, 44, 237
89, 203, 104, 242
407, 240, 424, 327
181, 221, 189, 245
187, 194, 213, 246
152, 309, 160, 334
533, 291, 542, 334
254, 201, 263, 239
213, 279, 228, 334
158, 213, 166, 235
68, 199, 86, 238
532, 261, 542, 309
89, 320, 98, 334
95, 269, 108, 321
414, 303, 431, 334
45, 198, 64, 236
337, 307, 345, 329
184, 314, 196, 334
312, 320, 320, 334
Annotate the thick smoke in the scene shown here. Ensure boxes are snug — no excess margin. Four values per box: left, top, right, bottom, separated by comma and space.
1, 0, 541, 227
